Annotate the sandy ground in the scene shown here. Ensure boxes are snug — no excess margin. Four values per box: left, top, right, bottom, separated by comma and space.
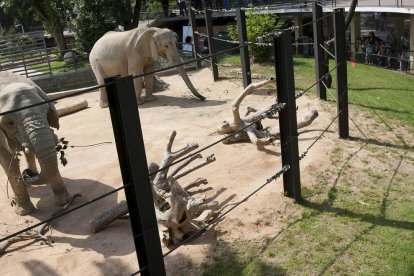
0, 68, 410, 275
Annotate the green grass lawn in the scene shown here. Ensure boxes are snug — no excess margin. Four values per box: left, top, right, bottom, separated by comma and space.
218, 55, 414, 129
26, 57, 90, 74
201, 55, 414, 275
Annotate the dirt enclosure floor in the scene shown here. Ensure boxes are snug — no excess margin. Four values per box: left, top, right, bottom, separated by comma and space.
0, 68, 412, 275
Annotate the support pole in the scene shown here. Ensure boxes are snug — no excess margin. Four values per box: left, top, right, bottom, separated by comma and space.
312, 2, 327, 100
205, 8, 219, 81
333, 8, 349, 139
293, 13, 303, 55
350, 12, 361, 60
410, 14, 414, 72
273, 31, 301, 201
105, 76, 166, 276
237, 8, 252, 88
189, 8, 201, 70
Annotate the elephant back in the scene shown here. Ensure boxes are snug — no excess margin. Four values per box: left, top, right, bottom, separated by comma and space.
0, 72, 39, 91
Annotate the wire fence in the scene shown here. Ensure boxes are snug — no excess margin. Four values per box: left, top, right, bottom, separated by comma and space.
0, 6, 364, 276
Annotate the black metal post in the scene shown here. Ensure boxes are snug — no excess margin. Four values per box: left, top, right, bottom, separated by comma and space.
189, 8, 201, 70
273, 31, 301, 201
205, 8, 219, 81
312, 2, 327, 100
333, 8, 349, 139
105, 76, 166, 276
236, 8, 252, 88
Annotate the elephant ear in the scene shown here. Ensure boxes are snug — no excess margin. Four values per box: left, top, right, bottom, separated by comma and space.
34, 87, 60, 129
134, 29, 158, 60
0, 128, 12, 154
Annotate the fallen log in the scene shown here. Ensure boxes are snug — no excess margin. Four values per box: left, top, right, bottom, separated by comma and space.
57, 99, 88, 117
217, 79, 319, 146
47, 87, 96, 100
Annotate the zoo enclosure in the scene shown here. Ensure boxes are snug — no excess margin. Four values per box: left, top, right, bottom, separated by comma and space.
0, 31, 90, 79
0, 3, 350, 275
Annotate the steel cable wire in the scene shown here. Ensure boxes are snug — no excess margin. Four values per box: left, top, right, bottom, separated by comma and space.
149, 102, 286, 176
259, 10, 338, 41
299, 111, 341, 160
0, 183, 131, 243
131, 164, 290, 276
0, 44, 247, 117
295, 62, 341, 99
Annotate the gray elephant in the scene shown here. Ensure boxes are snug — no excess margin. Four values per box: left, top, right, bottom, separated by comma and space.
89, 26, 205, 108
0, 72, 71, 215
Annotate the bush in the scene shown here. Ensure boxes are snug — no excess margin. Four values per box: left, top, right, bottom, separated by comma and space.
227, 10, 280, 62
70, 0, 126, 52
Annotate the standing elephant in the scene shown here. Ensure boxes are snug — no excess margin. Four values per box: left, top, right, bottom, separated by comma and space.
0, 72, 71, 215
89, 27, 205, 108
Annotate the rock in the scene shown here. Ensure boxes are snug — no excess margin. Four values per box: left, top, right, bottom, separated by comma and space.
63, 51, 75, 64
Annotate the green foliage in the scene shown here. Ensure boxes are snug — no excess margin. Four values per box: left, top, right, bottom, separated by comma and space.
143, 0, 163, 18
227, 10, 279, 62
0, 0, 40, 33
70, 0, 126, 52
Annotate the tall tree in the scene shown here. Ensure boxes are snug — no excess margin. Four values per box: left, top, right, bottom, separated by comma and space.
2, 0, 70, 56
29, 0, 71, 55
70, 0, 142, 52
0, 0, 41, 34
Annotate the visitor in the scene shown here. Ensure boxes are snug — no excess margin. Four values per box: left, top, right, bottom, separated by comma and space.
161, 0, 169, 17
401, 32, 409, 50
178, 0, 188, 16
215, 0, 223, 11
205, 0, 213, 9
378, 41, 387, 67
386, 32, 398, 69
365, 39, 374, 65
399, 50, 410, 71
223, 0, 230, 10
193, 0, 203, 12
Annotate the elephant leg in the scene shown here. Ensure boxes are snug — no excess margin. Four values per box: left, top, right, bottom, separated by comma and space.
93, 64, 109, 108
132, 76, 144, 105
0, 148, 35, 215
144, 66, 157, 102
129, 62, 144, 105
50, 174, 71, 206
99, 86, 109, 108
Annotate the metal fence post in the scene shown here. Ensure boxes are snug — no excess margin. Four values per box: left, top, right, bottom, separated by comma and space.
190, 8, 202, 70
237, 8, 252, 88
105, 76, 166, 276
333, 8, 349, 139
273, 31, 301, 201
205, 8, 219, 81
312, 2, 327, 100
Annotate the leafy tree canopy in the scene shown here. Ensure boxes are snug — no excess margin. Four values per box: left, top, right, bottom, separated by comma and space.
70, 0, 142, 52
228, 10, 285, 62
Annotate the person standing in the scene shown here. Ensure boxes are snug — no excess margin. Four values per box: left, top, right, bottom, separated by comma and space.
161, 0, 169, 17
178, 0, 188, 15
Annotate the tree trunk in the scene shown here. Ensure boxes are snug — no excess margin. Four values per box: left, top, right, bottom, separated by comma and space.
29, 0, 67, 56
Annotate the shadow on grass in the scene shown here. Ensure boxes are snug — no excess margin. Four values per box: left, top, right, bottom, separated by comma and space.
198, 235, 287, 276
349, 136, 414, 151
311, 150, 409, 275
348, 102, 411, 115
350, 87, 414, 93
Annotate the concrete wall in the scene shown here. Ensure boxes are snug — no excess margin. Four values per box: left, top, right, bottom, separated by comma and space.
32, 67, 97, 93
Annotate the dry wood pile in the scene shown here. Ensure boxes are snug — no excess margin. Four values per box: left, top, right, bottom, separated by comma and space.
216, 79, 319, 146
90, 131, 224, 246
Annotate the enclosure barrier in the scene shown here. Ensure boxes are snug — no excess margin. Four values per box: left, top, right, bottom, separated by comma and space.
1, 4, 351, 274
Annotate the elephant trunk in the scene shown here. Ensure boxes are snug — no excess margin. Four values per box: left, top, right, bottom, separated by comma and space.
19, 117, 62, 189
171, 54, 206, 101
